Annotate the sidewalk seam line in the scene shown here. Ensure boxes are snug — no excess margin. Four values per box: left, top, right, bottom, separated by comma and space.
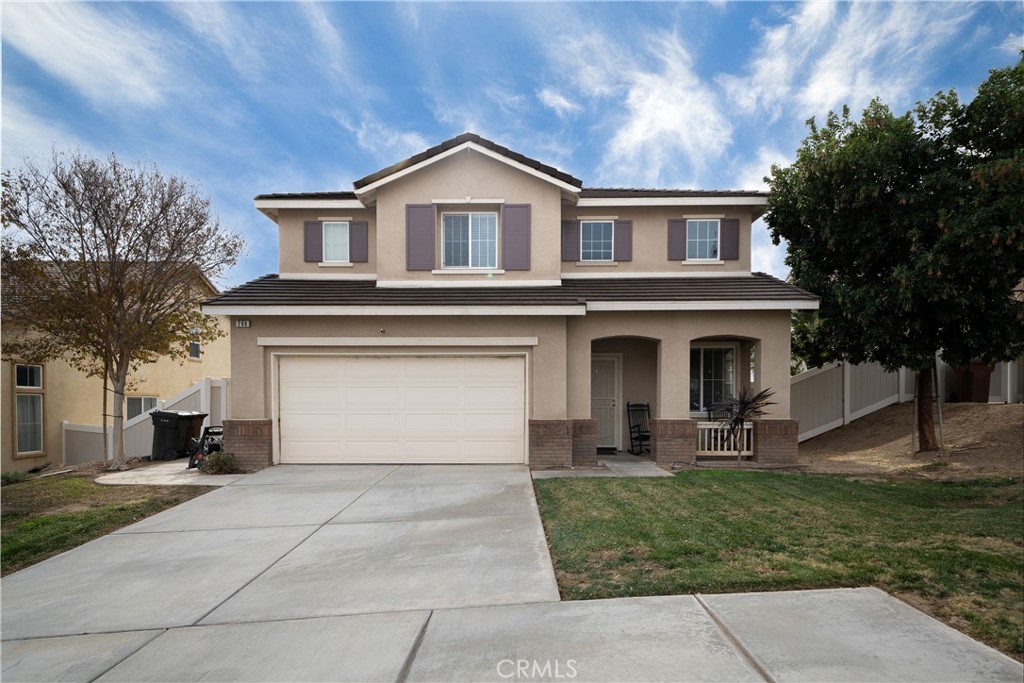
86, 628, 167, 683
396, 610, 433, 683
188, 466, 402, 626
694, 594, 775, 683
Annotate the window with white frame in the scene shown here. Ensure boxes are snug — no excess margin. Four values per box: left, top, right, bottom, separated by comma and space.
322, 221, 350, 262
15, 363, 44, 454
687, 219, 720, 260
127, 396, 158, 420
689, 347, 735, 413
580, 221, 614, 261
443, 212, 497, 269
188, 328, 201, 360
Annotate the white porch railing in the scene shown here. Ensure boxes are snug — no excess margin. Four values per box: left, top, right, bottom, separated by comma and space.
696, 421, 753, 456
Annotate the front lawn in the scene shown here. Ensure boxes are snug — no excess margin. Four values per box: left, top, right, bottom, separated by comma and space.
534, 471, 1024, 660
2, 473, 208, 575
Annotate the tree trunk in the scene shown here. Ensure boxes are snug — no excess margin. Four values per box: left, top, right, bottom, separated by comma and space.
108, 369, 129, 470
916, 368, 940, 452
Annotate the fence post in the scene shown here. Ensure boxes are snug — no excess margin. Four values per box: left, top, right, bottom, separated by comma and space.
200, 377, 212, 428
61, 420, 68, 466
842, 362, 851, 425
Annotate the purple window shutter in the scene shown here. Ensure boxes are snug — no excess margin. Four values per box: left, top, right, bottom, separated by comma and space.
667, 219, 687, 260
561, 221, 579, 261
502, 204, 531, 270
304, 221, 323, 262
720, 218, 740, 260
614, 220, 633, 261
406, 204, 435, 271
349, 221, 369, 262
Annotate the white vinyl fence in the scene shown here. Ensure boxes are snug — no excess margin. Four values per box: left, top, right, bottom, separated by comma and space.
62, 378, 230, 466
792, 358, 1022, 442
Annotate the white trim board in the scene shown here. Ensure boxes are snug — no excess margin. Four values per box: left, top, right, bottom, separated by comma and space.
355, 142, 582, 196
585, 300, 819, 311
202, 305, 587, 316
258, 336, 539, 347
278, 273, 378, 280
376, 279, 561, 288
561, 271, 753, 279
254, 198, 364, 211
577, 196, 767, 208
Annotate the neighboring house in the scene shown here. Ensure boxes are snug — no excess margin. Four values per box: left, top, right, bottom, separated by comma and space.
203, 133, 818, 470
2, 279, 231, 473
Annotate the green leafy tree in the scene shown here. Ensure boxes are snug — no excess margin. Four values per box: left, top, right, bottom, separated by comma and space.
2, 151, 245, 469
767, 58, 1024, 451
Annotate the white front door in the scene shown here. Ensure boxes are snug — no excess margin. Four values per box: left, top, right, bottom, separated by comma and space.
591, 355, 620, 450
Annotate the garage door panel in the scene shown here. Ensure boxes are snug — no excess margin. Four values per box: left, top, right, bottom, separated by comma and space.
279, 355, 525, 465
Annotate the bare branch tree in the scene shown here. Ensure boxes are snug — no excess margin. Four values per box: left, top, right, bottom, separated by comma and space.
2, 150, 245, 469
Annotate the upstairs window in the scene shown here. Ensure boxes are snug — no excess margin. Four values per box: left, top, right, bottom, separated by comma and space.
322, 221, 350, 263
580, 221, 614, 261
189, 328, 201, 360
443, 212, 497, 269
687, 219, 719, 260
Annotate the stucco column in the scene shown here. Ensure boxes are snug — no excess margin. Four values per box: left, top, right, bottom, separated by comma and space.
657, 335, 689, 417
760, 320, 792, 418
566, 325, 591, 419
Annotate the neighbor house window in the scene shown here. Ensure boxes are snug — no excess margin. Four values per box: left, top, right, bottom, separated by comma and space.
322, 221, 350, 262
443, 212, 497, 268
690, 347, 735, 413
14, 363, 44, 454
687, 219, 719, 260
189, 328, 201, 360
126, 396, 158, 420
580, 221, 613, 261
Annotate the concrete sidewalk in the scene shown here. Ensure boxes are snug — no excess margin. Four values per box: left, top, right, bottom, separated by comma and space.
3, 464, 1021, 682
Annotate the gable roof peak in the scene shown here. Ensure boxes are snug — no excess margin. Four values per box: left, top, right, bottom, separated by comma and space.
352, 132, 583, 193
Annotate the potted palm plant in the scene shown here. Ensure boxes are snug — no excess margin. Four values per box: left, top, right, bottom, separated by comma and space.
712, 387, 777, 464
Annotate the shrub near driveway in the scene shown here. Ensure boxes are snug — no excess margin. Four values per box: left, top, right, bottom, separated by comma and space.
534, 471, 1023, 660
2, 473, 208, 575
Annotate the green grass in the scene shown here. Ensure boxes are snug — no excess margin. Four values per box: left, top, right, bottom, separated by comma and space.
534, 471, 1024, 660
1, 474, 208, 575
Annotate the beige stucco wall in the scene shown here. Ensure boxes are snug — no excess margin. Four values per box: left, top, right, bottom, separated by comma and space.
562, 205, 754, 275
373, 150, 565, 282
2, 317, 231, 472
567, 310, 792, 421
277, 209, 377, 276
228, 315, 569, 422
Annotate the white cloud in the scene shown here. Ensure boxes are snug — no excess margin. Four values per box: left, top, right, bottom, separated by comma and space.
484, 85, 531, 116
2, 3, 169, 107
599, 34, 732, 187
719, 2, 977, 122
537, 88, 581, 118
168, 3, 266, 81
999, 32, 1023, 56
751, 219, 788, 279
300, 2, 346, 77
736, 147, 792, 192
336, 114, 429, 166
1, 96, 88, 169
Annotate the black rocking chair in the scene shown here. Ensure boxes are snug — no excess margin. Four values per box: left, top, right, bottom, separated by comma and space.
626, 402, 651, 455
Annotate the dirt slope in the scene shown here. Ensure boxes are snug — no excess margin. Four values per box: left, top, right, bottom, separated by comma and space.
800, 402, 1023, 479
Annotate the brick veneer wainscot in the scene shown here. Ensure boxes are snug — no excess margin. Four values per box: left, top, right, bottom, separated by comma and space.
753, 419, 799, 464
571, 419, 598, 467
528, 420, 573, 470
649, 418, 697, 470
222, 419, 273, 471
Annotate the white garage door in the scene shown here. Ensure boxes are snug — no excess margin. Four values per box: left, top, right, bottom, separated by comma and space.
278, 355, 526, 464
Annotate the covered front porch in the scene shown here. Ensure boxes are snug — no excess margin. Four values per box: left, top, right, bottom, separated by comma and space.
560, 310, 799, 470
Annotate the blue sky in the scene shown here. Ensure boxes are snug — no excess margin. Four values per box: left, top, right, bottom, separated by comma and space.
3, 1, 1021, 288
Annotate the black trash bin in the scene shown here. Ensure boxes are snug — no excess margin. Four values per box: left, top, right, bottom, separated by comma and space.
150, 411, 208, 460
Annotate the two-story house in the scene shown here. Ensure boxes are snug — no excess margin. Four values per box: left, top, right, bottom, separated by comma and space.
203, 133, 817, 470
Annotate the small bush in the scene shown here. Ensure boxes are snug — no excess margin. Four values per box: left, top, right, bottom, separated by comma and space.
1, 471, 32, 487
202, 451, 236, 475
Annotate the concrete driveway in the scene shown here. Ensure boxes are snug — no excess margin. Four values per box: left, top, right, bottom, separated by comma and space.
3, 464, 1021, 682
